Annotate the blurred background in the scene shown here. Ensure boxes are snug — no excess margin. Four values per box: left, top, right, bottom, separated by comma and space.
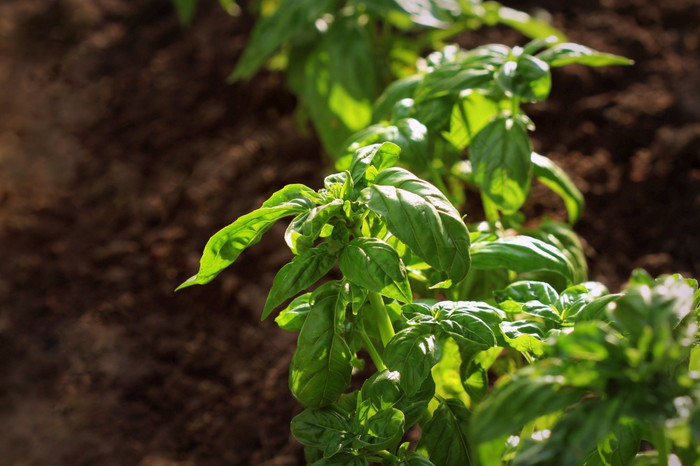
0, 0, 697, 464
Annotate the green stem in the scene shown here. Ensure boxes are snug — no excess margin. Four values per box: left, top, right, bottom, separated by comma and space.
359, 327, 387, 372
652, 427, 669, 465
368, 292, 395, 348
481, 193, 501, 227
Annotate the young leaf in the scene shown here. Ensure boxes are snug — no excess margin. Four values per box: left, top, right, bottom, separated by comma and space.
290, 283, 352, 408
176, 185, 315, 289
470, 117, 532, 214
275, 292, 312, 331
362, 167, 471, 282
262, 243, 337, 320
285, 200, 345, 254
470, 235, 576, 283
536, 42, 634, 68
339, 237, 412, 303
531, 152, 584, 224
348, 142, 402, 185
384, 326, 439, 396
417, 398, 473, 465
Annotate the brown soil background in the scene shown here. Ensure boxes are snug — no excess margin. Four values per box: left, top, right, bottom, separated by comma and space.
0, 0, 697, 464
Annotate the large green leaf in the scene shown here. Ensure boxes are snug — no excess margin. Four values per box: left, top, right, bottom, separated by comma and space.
537, 42, 633, 68
442, 91, 500, 150
384, 326, 439, 396
472, 369, 585, 443
339, 238, 412, 303
262, 244, 337, 320
287, 16, 381, 157
470, 117, 532, 213
417, 398, 473, 465
290, 283, 353, 407
230, 0, 337, 81
470, 235, 576, 283
291, 407, 353, 457
362, 168, 471, 282
531, 152, 584, 224
177, 184, 315, 289
433, 301, 504, 350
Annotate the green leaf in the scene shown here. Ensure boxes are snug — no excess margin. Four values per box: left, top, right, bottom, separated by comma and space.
373, 75, 422, 122
473, 369, 585, 443
348, 142, 402, 184
262, 244, 337, 320
275, 292, 312, 331
287, 16, 380, 157
417, 398, 473, 465
495, 54, 551, 101
414, 67, 493, 102
291, 407, 353, 456
496, 7, 567, 41
384, 326, 439, 396
471, 235, 576, 283
494, 280, 560, 306
531, 152, 584, 224
230, 0, 337, 81
400, 451, 436, 465
442, 91, 501, 150
470, 117, 532, 213
363, 168, 471, 282
500, 320, 546, 355
290, 283, 353, 407
285, 199, 345, 254
311, 453, 369, 465
356, 407, 405, 452
433, 301, 503, 350
537, 42, 634, 68
177, 185, 315, 289
339, 237, 412, 303
596, 419, 642, 466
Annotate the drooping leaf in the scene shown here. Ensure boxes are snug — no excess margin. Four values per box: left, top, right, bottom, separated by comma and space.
531, 152, 584, 224
470, 117, 532, 213
230, 0, 337, 81
537, 42, 634, 68
290, 283, 353, 407
471, 235, 576, 283
417, 398, 473, 465
262, 243, 337, 320
177, 185, 315, 289
362, 167, 471, 282
384, 326, 439, 396
496, 6, 567, 41
287, 16, 381, 157
339, 237, 412, 303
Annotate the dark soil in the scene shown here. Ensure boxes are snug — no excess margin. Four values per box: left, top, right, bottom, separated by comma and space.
0, 0, 697, 464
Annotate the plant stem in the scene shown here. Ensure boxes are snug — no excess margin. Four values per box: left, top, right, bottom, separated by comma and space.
481, 193, 500, 227
368, 292, 395, 348
359, 327, 387, 372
